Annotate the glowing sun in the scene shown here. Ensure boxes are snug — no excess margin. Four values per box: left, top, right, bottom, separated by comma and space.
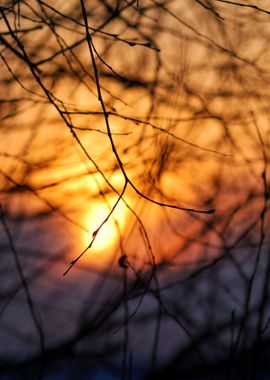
82, 196, 127, 253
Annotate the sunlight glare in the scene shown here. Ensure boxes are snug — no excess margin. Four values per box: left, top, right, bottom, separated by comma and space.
82, 196, 127, 254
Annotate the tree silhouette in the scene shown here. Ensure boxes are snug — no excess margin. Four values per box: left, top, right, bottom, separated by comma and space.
1, 1, 270, 379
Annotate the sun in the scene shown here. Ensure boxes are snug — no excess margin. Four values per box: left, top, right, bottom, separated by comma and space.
82, 196, 127, 254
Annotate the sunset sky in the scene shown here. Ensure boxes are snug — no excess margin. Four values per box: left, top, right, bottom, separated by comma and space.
1, 1, 270, 379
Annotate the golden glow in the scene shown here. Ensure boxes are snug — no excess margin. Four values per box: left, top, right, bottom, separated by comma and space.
82, 196, 127, 255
